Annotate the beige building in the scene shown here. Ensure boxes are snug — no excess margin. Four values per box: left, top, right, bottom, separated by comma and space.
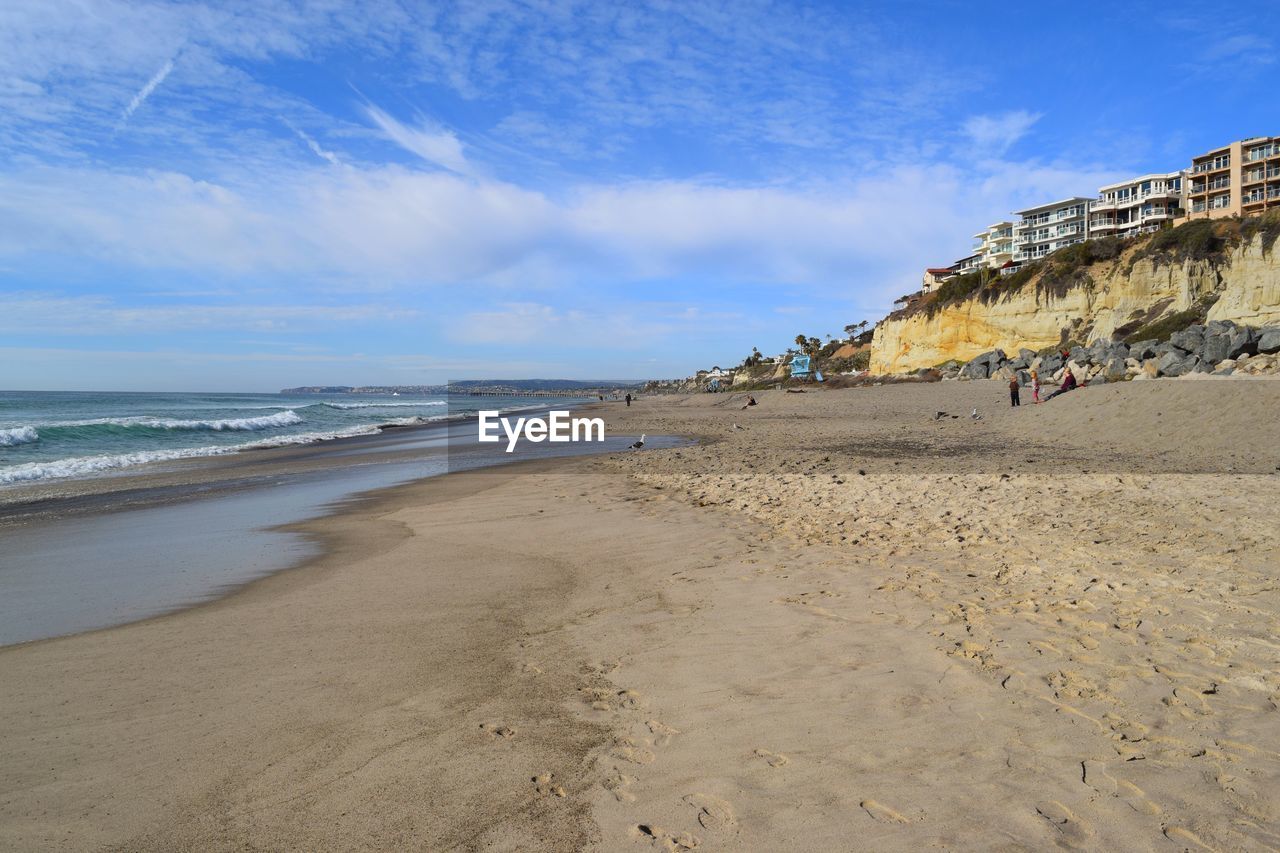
1090, 172, 1185, 238
1187, 136, 1280, 219
972, 221, 1016, 269
1014, 197, 1092, 262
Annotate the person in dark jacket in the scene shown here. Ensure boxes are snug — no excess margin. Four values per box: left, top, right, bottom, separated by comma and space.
1044, 368, 1077, 401
1009, 375, 1021, 407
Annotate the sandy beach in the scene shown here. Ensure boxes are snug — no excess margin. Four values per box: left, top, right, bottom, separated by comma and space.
3, 381, 1279, 850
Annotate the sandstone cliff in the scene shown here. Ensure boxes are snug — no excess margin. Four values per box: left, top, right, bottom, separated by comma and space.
870, 227, 1280, 375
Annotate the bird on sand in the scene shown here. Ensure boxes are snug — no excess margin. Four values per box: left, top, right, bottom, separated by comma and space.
629, 434, 646, 450
970, 408, 982, 420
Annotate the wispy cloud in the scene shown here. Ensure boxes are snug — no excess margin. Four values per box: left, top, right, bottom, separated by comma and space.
962, 111, 1042, 157
116, 57, 175, 129
283, 118, 341, 166
363, 105, 472, 176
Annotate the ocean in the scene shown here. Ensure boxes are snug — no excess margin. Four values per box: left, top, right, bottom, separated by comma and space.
0, 390, 562, 486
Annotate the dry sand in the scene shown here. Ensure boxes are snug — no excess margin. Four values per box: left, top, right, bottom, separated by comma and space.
2, 380, 1279, 850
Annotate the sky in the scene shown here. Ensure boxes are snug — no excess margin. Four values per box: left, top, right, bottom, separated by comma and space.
1, 1, 1277, 391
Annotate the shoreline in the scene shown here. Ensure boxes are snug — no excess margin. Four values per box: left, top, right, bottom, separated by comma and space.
2, 382, 1279, 848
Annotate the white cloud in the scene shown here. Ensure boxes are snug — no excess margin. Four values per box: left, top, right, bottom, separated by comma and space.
962, 110, 1042, 157
283, 118, 341, 166
0, 292, 418, 336
363, 105, 473, 176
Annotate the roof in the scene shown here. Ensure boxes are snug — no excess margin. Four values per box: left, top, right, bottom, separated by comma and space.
1098, 171, 1184, 192
1014, 197, 1093, 216
925, 266, 955, 275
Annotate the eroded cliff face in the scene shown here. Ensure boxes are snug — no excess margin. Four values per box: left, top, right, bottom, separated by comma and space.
870, 235, 1280, 374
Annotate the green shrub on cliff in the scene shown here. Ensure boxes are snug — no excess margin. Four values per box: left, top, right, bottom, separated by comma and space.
1240, 209, 1280, 256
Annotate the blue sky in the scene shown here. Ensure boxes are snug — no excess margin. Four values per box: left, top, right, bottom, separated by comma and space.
1, 1, 1276, 391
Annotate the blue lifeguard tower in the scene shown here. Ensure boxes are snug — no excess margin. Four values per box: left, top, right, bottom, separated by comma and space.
789, 354, 812, 378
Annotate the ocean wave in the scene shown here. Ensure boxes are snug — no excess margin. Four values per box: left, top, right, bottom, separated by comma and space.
319, 401, 447, 409
0, 425, 383, 485
37, 410, 304, 432
0, 426, 40, 447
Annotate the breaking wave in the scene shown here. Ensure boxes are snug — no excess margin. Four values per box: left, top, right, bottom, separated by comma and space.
0, 426, 40, 447
0, 425, 384, 485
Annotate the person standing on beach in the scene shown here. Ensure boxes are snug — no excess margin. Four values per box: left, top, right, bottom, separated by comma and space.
625, 393, 632, 407
1030, 370, 1041, 404
1008, 375, 1021, 407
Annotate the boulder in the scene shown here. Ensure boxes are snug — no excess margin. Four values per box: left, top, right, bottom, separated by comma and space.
1141, 358, 1160, 379
959, 359, 990, 380
1128, 339, 1159, 360
1257, 327, 1280, 354
1159, 351, 1200, 377
1170, 326, 1205, 354
1039, 353, 1063, 374
1154, 341, 1180, 359
1016, 369, 1031, 386
1102, 356, 1127, 381
1201, 332, 1232, 365
990, 365, 1015, 381
1018, 348, 1036, 364
1069, 345, 1091, 365
1203, 324, 1257, 364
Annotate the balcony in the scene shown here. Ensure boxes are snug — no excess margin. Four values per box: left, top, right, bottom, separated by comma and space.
1191, 201, 1207, 213
1208, 177, 1231, 190
1192, 157, 1231, 173
1246, 145, 1278, 161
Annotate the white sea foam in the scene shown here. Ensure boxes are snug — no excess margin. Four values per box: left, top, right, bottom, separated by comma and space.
0, 426, 39, 446
321, 401, 446, 409
0, 425, 383, 485
42, 411, 304, 431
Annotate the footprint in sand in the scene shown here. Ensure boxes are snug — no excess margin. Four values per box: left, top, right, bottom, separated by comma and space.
634, 824, 700, 850
1081, 760, 1160, 815
603, 771, 638, 803
479, 722, 516, 739
859, 799, 909, 824
614, 736, 657, 765
646, 720, 681, 747
1162, 825, 1214, 850
522, 662, 543, 675
1035, 801, 1093, 847
532, 772, 566, 798
683, 794, 737, 833
753, 748, 789, 767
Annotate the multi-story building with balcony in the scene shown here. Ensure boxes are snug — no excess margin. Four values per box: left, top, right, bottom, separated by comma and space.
972, 221, 1016, 269
1241, 137, 1280, 216
1089, 172, 1185, 238
1013, 198, 1092, 262
1186, 137, 1280, 218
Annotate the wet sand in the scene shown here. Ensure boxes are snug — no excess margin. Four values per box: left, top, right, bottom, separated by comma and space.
2, 381, 1279, 849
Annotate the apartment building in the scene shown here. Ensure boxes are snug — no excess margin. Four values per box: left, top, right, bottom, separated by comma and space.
972, 221, 1016, 269
1186, 136, 1280, 218
1241, 137, 1280, 216
1014, 198, 1091, 262
1090, 172, 1184, 238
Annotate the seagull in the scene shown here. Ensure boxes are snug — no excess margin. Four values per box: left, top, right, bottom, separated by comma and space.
933, 410, 947, 420
970, 408, 982, 420
629, 434, 646, 450
732, 423, 745, 431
